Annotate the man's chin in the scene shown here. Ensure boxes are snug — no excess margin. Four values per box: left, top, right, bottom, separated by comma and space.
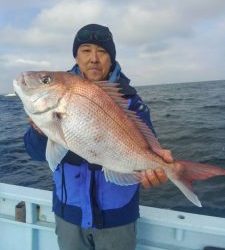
86, 73, 103, 81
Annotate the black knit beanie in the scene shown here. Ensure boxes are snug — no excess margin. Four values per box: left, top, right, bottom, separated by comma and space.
72, 24, 116, 64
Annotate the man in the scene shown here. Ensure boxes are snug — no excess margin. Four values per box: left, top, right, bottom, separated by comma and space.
24, 24, 173, 250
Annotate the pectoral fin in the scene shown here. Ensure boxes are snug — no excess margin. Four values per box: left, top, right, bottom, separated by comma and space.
46, 139, 68, 171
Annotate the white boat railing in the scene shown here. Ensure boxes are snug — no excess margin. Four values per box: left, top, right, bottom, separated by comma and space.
0, 183, 57, 250
0, 182, 225, 250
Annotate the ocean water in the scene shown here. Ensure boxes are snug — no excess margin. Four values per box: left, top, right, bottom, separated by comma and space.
1, 80, 225, 216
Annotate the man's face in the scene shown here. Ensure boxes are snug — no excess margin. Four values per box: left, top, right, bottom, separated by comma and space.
76, 44, 112, 81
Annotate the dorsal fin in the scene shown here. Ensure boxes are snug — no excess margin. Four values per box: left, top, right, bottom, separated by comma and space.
94, 81, 163, 153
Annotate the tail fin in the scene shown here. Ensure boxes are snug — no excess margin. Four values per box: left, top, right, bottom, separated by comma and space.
167, 160, 225, 207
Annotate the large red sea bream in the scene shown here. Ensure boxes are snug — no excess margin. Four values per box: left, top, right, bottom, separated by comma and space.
13, 71, 225, 207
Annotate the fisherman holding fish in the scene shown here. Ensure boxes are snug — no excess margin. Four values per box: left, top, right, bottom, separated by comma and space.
15, 24, 225, 250
20, 24, 172, 250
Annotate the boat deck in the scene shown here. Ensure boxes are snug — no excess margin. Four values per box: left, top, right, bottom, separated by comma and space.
1, 183, 225, 250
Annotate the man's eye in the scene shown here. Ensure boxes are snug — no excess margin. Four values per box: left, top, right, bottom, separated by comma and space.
98, 49, 106, 53
82, 49, 90, 53
41, 75, 51, 84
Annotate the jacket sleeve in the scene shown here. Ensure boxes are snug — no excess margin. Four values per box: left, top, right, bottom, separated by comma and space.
128, 94, 157, 137
24, 127, 47, 161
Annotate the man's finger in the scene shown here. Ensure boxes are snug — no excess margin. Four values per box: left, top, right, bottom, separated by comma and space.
140, 171, 152, 188
155, 168, 168, 184
144, 169, 161, 187
145, 169, 160, 187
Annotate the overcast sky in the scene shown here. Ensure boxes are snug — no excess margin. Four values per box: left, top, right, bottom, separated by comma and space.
1, 0, 225, 94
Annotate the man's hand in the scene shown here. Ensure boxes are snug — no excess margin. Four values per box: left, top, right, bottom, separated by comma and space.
28, 117, 44, 135
140, 149, 173, 188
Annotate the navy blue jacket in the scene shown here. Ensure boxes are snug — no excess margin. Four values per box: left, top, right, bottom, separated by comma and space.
24, 66, 155, 228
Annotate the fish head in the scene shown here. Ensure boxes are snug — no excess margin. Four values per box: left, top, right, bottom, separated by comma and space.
13, 71, 74, 115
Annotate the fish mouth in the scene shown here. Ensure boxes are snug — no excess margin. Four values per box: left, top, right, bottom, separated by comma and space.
13, 73, 28, 93
16, 73, 27, 86
13, 79, 20, 96
13, 72, 35, 101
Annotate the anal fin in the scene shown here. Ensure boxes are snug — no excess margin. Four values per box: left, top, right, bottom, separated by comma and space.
103, 168, 140, 186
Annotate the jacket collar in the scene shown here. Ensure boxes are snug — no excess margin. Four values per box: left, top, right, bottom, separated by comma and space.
68, 62, 136, 97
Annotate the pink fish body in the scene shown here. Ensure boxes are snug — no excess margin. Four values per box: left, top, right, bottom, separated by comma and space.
13, 71, 225, 207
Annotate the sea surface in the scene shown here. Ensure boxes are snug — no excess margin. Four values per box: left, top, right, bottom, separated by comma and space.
1, 80, 225, 216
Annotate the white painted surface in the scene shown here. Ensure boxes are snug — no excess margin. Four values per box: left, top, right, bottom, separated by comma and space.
1, 183, 225, 250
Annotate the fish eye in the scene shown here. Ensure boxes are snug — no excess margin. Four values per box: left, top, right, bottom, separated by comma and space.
41, 75, 51, 85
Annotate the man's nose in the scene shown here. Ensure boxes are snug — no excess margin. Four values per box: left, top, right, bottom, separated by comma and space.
90, 51, 99, 63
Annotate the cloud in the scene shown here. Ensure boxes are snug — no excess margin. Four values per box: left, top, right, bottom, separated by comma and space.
34, 1, 103, 30
1, 0, 225, 93
7, 58, 51, 67
0, 54, 51, 67
0, 0, 61, 10
2, 0, 225, 49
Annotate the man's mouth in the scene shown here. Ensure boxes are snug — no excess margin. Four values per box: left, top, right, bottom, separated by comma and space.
89, 67, 101, 71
